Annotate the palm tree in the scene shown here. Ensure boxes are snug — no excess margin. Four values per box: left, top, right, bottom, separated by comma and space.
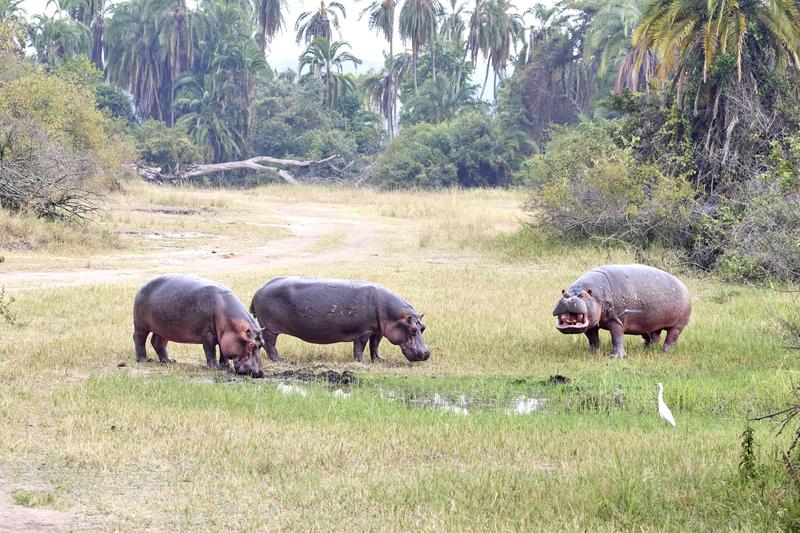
295, 1, 346, 45
631, 0, 800, 178
28, 14, 89, 66
188, 0, 266, 140
485, 0, 523, 98
399, 0, 441, 93
157, 0, 191, 125
363, 52, 407, 136
54, 0, 112, 69
106, 0, 162, 119
360, 0, 396, 57
300, 37, 362, 109
255, 0, 286, 52
632, 0, 800, 86
581, 0, 651, 91
519, 2, 566, 65
175, 73, 247, 162
439, 0, 467, 41
360, 0, 398, 134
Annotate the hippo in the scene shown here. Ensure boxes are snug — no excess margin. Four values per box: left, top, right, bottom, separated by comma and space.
250, 277, 431, 363
133, 275, 265, 377
552, 265, 691, 358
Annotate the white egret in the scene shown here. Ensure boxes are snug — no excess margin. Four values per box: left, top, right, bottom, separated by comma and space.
657, 383, 676, 427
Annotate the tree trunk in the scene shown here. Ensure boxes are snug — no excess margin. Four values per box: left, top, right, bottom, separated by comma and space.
134, 155, 339, 185
479, 58, 491, 100
431, 38, 437, 83
455, 39, 468, 96
389, 34, 396, 137
413, 45, 418, 94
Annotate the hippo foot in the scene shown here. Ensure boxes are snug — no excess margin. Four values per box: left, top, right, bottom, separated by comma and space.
136, 357, 154, 364
370, 354, 384, 363
609, 352, 626, 359
268, 355, 285, 363
159, 358, 176, 365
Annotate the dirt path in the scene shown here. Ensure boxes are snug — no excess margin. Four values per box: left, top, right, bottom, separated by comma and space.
2, 204, 382, 291
0, 496, 75, 533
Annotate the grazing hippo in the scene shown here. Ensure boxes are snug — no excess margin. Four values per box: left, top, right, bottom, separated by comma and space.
553, 265, 691, 358
133, 275, 265, 377
250, 277, 431, 363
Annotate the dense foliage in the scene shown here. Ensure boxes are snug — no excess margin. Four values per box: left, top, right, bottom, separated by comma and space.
1, 0, 799, 281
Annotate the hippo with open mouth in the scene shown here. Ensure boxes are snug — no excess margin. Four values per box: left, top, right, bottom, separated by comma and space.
553, 265, 691, 358
133, 275, 265, 377
250, 277, 431, 363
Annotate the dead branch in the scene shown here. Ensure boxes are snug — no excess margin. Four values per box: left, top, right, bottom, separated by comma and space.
135, 155, 340, 185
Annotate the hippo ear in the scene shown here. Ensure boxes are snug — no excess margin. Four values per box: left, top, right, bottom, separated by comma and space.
561, 289, 566, 297
419, 313, 425, 320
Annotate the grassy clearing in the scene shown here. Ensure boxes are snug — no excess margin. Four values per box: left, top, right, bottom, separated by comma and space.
0, 183, 798, 530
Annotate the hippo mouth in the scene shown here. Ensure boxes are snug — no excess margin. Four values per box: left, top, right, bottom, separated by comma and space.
556, 313, 589, 332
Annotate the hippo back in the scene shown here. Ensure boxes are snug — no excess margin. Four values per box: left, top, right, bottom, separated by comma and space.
593, 264, 691, 329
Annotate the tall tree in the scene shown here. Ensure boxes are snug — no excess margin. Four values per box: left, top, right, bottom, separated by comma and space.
255, 0, 286, 52
439, 0, 467, 42
295, 1, 346, 45
174, 73, 246, 163
360, 0, 398, 134
399, 0, 442, 93
106, 0, 193, 122
485, 0, 523, 98
631, 0, 800, 183
299, 37, 362, 109
28, 14, 89, 66
363, 51, 407, 136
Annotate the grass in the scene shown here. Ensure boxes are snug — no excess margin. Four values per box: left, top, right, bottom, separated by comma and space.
1, 183, 799, 530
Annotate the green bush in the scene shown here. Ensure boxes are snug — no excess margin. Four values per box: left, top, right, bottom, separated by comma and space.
136, 121, 202, 173
523, 120, 696, 248
372, 111, 514, 188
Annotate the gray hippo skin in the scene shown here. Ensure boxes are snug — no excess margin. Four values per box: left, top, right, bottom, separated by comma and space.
250, 277, 431, 362
553, 265, 691, 358
133, 275, 265, 376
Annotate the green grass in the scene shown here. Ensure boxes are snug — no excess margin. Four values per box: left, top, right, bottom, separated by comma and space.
0, 183, 798, 530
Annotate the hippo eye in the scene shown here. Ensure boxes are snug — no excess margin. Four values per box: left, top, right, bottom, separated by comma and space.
421, 325, 426, 333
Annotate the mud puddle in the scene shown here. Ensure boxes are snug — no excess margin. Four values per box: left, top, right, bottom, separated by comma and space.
380, 389, 547, 416
187, 368, 552, 416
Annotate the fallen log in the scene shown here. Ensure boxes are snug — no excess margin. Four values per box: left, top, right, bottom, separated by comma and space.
134, 155, 340, 185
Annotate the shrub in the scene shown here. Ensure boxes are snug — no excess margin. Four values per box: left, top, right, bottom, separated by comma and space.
524, 120, 696, 248
372, 111, 514, 188
136, 121, 202, 173
372, 122, 456, 188
95, 84, 135, 123
0, 115, 97, 220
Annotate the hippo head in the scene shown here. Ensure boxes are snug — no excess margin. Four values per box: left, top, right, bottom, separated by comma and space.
553, 289, 602, 334
384, 313, 431, 362
221, 321, 264, 378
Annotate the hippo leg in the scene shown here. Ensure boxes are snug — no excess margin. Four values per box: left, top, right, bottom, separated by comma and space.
133, 330, 152, 363
150, 334, 175, 364
353, 334, 370, 363
585, 327, 600, 353
608, 322, 626, 358
663, 326, 683, 353
369, 335, 384, 362
262, 332, 284, 362
202, 334, 221, 370
644, 330, 662, 348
